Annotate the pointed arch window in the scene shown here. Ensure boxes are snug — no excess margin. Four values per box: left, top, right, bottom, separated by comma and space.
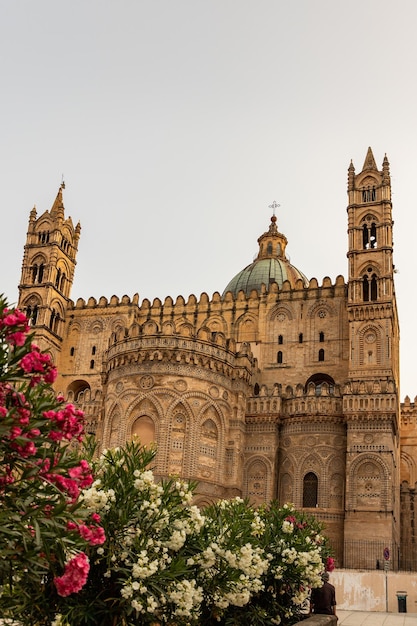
278, 334, 283, 345
318, 349, 324, 362
319, 331, 324, 342
277, 350, 283, 364
303, 472, 318, 507
31, 305, 38, 325
362, 220, 377, 249
363, 270, 378, 302
362, 187, 376, 203
49, 309, 56, 330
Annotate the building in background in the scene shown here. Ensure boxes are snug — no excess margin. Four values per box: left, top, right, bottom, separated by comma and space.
17, 148, 417, 570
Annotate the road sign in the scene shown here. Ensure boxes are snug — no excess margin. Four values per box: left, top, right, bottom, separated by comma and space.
383, 547, 390, 561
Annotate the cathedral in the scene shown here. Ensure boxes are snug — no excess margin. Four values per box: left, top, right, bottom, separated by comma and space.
16, 148, 417, 570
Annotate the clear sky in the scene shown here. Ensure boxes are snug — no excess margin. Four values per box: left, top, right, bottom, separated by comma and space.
2, 1, 417, 398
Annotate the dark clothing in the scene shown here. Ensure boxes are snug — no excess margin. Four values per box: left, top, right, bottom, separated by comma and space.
311, 581, 336, 615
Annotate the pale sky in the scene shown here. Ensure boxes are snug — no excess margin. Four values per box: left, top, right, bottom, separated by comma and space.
2, 1, 417, 399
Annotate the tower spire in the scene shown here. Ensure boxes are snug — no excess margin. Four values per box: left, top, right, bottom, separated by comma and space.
362, 146, 377, 171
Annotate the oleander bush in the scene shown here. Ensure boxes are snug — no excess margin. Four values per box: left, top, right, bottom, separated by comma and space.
0, 297, 332, 626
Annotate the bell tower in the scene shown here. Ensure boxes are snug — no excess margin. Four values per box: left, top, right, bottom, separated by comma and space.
343, 148, 400, 566
18, 185, 81, 359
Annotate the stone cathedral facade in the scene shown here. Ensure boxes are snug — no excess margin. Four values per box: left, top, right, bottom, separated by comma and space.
16, 148, 417, 569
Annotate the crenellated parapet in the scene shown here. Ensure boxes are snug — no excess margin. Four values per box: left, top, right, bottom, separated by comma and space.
401, 396, 417, 426
282, 382, 343, 421
342, 378, 398, 424
69, 293, 140, 309
104, 325, 254, 387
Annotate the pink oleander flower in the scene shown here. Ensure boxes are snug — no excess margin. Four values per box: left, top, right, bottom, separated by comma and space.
44, 404, 85, 442
326, 556, 335, 572
0, 308, 30, 346
78, 523, 106, 546
20, 345, 58, 386
11, 440, 37, 458
68, 460, 93, 488
54, 552, 90, 597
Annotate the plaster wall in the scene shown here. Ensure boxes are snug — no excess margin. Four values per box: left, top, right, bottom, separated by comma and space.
332, 570, 417, 613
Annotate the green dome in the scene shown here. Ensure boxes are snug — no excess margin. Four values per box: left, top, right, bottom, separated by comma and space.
223, 257, 308, 297
223, 212, 309, 297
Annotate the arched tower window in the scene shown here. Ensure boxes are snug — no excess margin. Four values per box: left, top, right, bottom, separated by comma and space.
363, 269, 378, 302
370, 274, 377, 300
70, 347, 75, 356
277, 351, 283, 364
319, 331, 324, 342
49, 309, 56, 330
254, 383, 260, 396
299, 333, 303, 343
362, 186, 376, 203
278, 334, 283, 345
267, 242, 273, 255
362, 218, 378, 249
318, 349, 324, 362
303, 472, 318, 507
31, 305, 38, 325
53, 312, 60, 334
38, 263, 44, 283
55, 268, 61, 288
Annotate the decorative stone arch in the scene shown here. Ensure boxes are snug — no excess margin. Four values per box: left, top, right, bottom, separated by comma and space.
279, 471, 294, 505
306, 300, 335, 320
161, 320, 175, 335
29, 252, 47, 284
357, 323, 383, 365
106, 406, 122, 448
203, 314, 228, 336
193, 497, 215, 509
86, 318, 105, 334
192, 398, 227, 484
131, 415, 156, 449
121, 395, 163, 456
21, 293, 42, 326
348, 454, 390, 511
400, 451, 417, 485
66, 379, 91, 403
269, 304, 294, 323
129, 323, 141, 338
244, 456, 273, 505
196, 326, 212, 342
163, 396, 195, 478
235, 313, 258, 342
305, 373, 336, 394
176, 320, 194, 337
111, 318, 126, 333
48, 299, 65, 335
299, 453, 325, 508
327, 453, 346, 510
54, 258, 71, 293
357, 259, 381, 276
142, 320, 159, 335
